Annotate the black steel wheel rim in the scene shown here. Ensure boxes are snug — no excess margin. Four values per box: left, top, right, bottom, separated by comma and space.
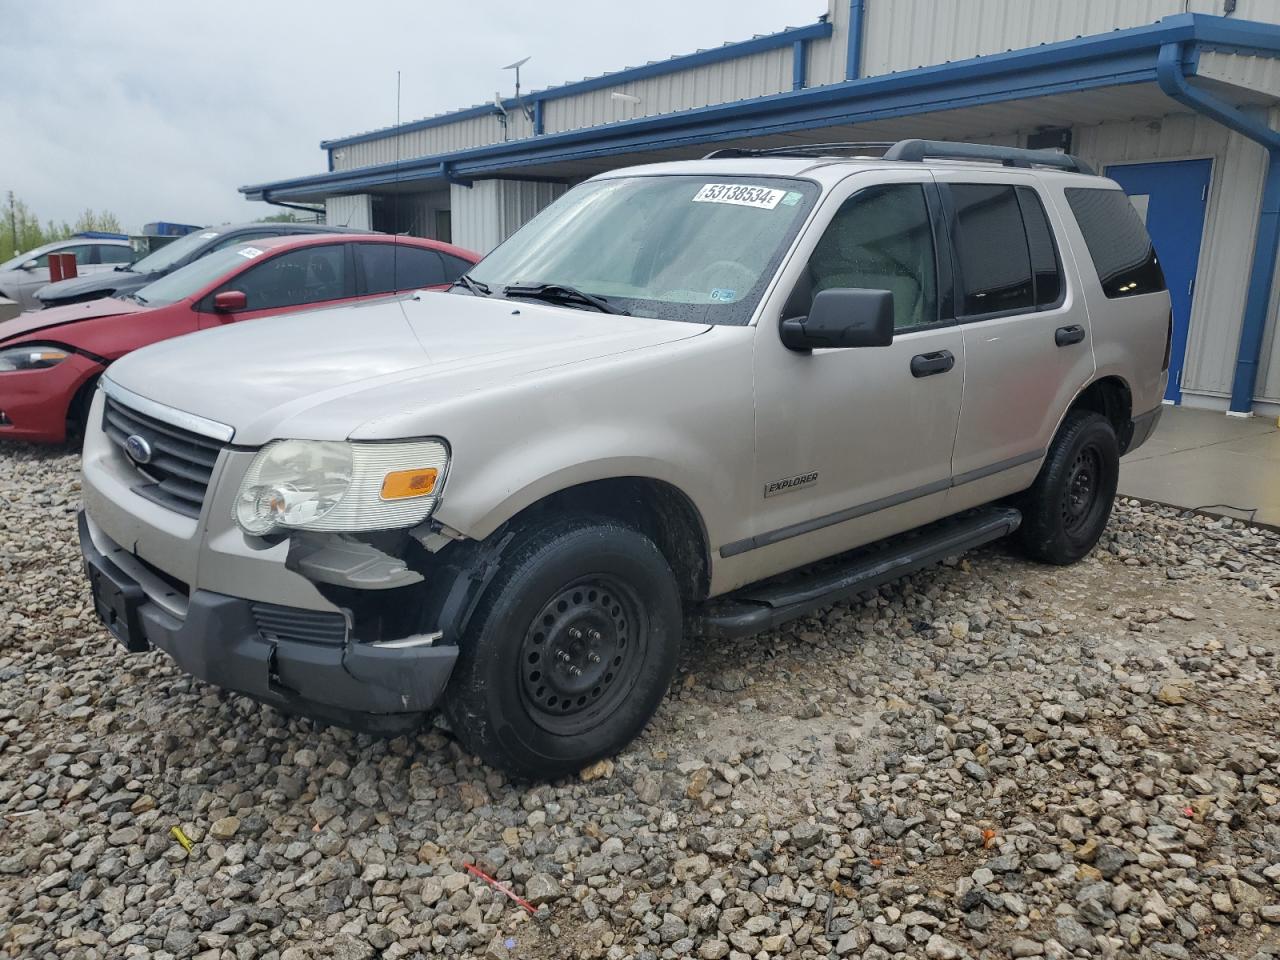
1061, 445, 1103, 536
517, 575, 648, 735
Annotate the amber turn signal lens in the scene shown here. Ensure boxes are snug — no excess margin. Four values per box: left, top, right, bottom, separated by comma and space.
380, 468, 438, 500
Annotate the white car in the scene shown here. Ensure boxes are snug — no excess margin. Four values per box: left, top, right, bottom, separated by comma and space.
0, 235, 133, 312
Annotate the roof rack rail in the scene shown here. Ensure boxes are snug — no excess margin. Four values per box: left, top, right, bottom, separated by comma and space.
701, 139, 1096, 175
703, 142, 895, 160
882, 139, 1096, 175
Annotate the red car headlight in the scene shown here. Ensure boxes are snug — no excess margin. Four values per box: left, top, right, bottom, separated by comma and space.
0, 344, 71, 372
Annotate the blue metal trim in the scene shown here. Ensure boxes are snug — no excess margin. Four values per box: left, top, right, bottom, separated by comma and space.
243, 15, 1280, 203
846, 0, 865, 81
792, 40, 807, 91
533, 98, 545, 136
319, 20, 833, 150
443, 163, 473, 189
1156, 40, 1280, 412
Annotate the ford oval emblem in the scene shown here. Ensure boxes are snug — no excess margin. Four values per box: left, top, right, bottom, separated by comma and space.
124, 434, 153, 465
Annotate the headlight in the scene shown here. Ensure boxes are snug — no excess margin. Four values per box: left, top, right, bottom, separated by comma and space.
0, 344, 70, 372
235, 439, 449, 536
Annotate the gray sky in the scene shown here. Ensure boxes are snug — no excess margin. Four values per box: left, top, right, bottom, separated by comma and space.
0, 1, 827, 233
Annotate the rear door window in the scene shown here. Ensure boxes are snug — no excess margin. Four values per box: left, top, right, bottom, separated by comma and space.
1016, 187, 1063, 308
950, 184, 1035, 316
355, 243, 447, 295
440, 253, 474, 283
1065, 187, 1166, 298
98, 244, 134, 264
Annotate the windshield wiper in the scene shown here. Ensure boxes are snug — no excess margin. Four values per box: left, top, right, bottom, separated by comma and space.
132, 293, 149, 305
503, 282, 628, 315
452, 273, 490, 296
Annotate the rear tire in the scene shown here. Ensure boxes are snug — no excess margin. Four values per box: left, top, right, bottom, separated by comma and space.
443, 516, 682, 780
1018, 410, 1119, 565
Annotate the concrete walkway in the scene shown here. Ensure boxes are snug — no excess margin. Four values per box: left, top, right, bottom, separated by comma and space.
1118, 405, 1280, 527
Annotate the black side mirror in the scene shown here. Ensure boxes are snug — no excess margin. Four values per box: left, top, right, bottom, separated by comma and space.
780, 288, 895, 351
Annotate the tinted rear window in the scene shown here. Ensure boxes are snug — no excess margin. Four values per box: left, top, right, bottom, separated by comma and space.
1017, 187, 1062, 308
355, 243, 446, 294
950, 184, 1035, 316
1065, 187, 1166, 298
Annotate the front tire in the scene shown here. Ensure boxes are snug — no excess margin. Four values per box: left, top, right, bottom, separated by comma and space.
443, 516, 682, 780
1018, 410, 1119, 565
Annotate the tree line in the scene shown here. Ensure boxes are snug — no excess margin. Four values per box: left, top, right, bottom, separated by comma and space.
3, 191, 123, 264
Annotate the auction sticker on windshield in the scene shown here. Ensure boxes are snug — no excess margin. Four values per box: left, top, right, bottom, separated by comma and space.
692, 183, 786, 209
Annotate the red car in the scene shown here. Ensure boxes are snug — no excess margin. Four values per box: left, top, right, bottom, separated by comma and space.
0, 233, 479, 443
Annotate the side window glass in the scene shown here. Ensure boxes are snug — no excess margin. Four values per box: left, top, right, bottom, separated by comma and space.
1016, 187, 1063, 308
228, 245, 346, 311
440, 253, 473, 283
70, 245, 97, 265
797, 183, 938, 330
1064, 187, 1166, 298
951, 184, 1034, 316
356, 244, 446, 294
98, 244, 134, 264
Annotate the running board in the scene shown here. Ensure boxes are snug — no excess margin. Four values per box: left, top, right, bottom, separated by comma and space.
692, 506, 1021, 639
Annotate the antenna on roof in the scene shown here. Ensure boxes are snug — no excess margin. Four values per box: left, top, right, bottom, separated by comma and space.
502, 56, 536, 125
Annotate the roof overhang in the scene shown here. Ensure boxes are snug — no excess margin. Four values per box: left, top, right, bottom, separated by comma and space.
242, 13, 1280, 204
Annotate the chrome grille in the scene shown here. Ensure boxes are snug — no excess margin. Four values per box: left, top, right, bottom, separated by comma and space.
251, 602, 348, 646
102, 395, 225, 519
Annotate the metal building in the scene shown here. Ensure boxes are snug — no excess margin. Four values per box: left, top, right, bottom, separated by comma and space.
242, 0, 1280, 418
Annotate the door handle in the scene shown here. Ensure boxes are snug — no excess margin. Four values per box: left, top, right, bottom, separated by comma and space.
910, 349, 955, 378
1055, 324, 1086, 347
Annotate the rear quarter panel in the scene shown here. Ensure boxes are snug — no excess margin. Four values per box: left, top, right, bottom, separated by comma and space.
1041, 180, 1171, 418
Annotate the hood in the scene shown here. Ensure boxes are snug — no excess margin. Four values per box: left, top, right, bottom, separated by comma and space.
105, 293, 710, 444
37, 269, 149, 304
0, 297, 146, 344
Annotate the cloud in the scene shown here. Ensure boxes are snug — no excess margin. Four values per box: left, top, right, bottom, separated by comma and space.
0, 0, 827, 232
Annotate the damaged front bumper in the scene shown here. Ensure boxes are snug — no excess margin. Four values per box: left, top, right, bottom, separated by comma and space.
79, 510, 457, 733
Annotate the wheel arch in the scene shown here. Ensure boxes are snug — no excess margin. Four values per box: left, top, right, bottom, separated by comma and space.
487, 475, 712, 607
1064, 375, 1135, 452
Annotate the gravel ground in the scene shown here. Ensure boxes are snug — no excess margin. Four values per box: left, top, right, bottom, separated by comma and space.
1, 443, 1279, 960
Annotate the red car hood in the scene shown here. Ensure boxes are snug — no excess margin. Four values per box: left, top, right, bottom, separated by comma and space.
0, 297, 147, 344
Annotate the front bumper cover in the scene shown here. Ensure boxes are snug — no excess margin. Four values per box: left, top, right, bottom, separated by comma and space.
79, 510, 456, 733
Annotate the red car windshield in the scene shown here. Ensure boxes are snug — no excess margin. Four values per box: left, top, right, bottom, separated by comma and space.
132, 245, 265, 307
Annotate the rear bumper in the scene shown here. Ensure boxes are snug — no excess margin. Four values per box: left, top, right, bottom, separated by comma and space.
79, 510, 456, 732
1126, 405, 1163, 455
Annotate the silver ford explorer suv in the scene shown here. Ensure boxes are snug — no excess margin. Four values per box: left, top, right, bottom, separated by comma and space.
79, 141, 1170, 778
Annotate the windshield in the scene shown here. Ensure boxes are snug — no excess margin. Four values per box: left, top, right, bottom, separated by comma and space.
132, 244, 259, 307
467, 175, 819, 325
130, 229, 221, 274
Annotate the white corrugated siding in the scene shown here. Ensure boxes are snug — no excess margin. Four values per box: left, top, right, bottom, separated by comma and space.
860, 0, 1280, 77
324, 195, 372, 230
543, 47, 792, 133
1198, 49, 1280, 101
450, 180, 568, 254
333, 113, 534, 171
1074, 113, 1272, 402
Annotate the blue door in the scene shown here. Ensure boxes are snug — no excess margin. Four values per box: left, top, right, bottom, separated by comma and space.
1105, 159, 1211, 403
